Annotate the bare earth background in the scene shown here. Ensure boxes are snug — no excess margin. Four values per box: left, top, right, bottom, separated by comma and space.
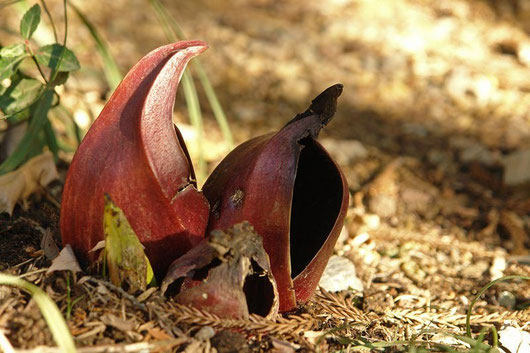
0, 0, 529, 351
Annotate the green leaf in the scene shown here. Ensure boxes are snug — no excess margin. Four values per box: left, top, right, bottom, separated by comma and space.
0, 88, 53, 174
1, 43, 25, 58
4, 108, 31, 123
0, 54, 27, 81
104, 194, 155, 292
35, 44, 80, 72
50, 71, 69, 87
20, 4, 41, 40
0, 78, 43, 114
50, 72, 70, 87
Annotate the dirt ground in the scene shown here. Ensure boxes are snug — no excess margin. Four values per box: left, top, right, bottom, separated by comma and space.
0, 0, 529, 351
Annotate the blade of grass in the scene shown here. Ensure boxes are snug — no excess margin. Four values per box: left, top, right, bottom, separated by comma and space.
0, 273, 76, 353
43, 118, 59, 161
465, 275, 530, 337
320, 325, 425, 352
335, 338, 469, 353
67, 1, 122, 91
430, 344, 465, 353
490, 326, 498, 349
0, 26, 19, 36
449, 333, 492, 351
148, 0, 233, 148
40, 0, 58, 42
52, 105, 83, 147
149, 0, 206, 182
65, 273, 85, 320
46, 0, 67, 85
192, 63, 233, 147
180, 70, 206, 182
72, 113, 82, 143
341, 338, 421, 350
0, 0, 24, 10
328, 327, 501, 353
473, 327, 489, 352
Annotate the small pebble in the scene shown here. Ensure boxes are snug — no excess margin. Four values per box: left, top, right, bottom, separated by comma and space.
498, 291, 516, 309
489, 256, 506, 280
195, 326, 215, 341
351, 232, 370, 247
363, 214, 381, 230
459, 295, 469, 306
319, 255, 364, 293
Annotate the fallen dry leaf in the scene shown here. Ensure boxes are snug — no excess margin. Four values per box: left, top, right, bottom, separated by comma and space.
40, 228, 60, 260
47, 244, 82, 274
146, 327, 173, 340
0, 151, 58, 215
498, 324, 530, 353
100, 314, 136, 332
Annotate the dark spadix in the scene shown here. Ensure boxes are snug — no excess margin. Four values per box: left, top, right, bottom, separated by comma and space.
60, 41, 210, 277
202, 84, 349, 311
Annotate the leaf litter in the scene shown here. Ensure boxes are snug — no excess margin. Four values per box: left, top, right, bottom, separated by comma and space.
0, 151, 528, 351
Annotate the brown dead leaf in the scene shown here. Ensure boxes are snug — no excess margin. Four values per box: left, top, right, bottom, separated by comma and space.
146, 327, 173, 340
46, 244, 82, 274
100, 313, 136, 332
0, 151, 59, 215
40, 228, 60, 260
